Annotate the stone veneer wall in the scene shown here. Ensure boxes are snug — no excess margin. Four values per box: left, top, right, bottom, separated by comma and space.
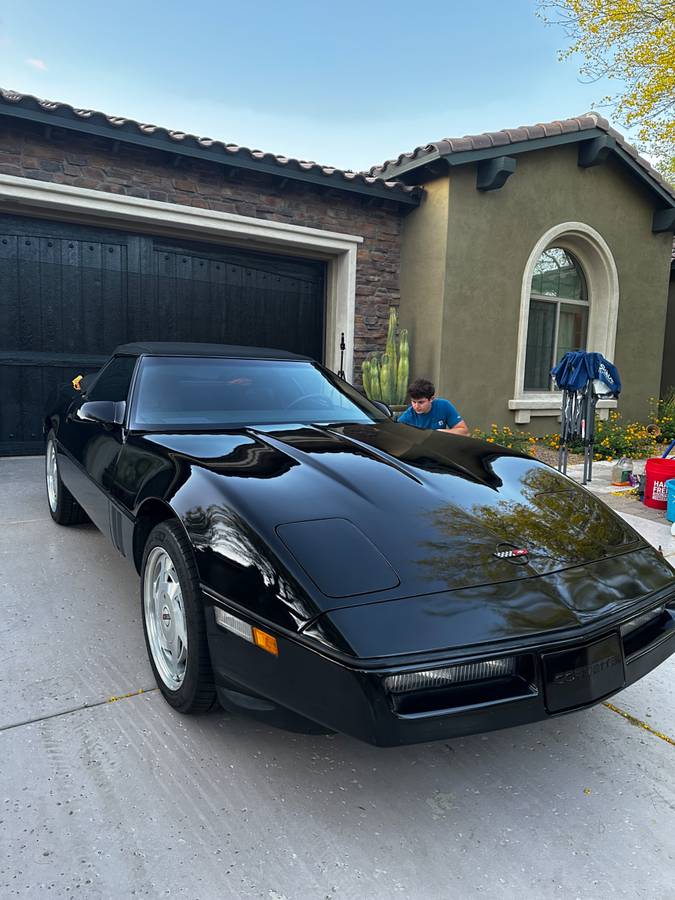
0, 118, 405, 381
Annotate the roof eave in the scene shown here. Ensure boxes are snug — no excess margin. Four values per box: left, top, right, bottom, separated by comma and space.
380, 128, 675, 209
0, 99, 421, 208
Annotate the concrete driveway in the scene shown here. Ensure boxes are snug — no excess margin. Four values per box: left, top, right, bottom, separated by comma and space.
2, 456, 674, 899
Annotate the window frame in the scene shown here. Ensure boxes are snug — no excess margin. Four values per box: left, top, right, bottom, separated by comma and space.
523, 294, 591, 395
510, 222, 619, 424
525, 246, 590, 392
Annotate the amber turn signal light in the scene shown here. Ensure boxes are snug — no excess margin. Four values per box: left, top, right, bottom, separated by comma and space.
253, 627, 279, 656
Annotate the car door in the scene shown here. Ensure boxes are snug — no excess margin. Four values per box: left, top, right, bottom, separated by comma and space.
56, 354, 138, 538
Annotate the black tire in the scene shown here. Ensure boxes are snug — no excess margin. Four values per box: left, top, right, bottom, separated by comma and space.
140, 520, 217, 714
45, 431, 89, 526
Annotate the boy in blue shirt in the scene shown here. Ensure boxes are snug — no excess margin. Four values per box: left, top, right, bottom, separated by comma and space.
398, 378, 470, 435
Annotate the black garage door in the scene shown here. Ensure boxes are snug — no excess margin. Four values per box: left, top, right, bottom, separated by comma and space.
0, 214, 326, 455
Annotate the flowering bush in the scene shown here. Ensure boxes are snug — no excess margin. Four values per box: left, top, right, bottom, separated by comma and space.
542, 411, 656, 461
471, 423, 538, 452
592, 414, 656, 461
474, 405, 672, 463
649, 389, 675, 443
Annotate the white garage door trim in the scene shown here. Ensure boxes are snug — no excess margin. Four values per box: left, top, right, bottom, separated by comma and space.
0, 173, 362, 379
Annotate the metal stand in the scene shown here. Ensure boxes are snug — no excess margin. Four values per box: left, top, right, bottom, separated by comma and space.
558, 388, 582, 476
582, 386, 598, 485
557, 381, 600, 484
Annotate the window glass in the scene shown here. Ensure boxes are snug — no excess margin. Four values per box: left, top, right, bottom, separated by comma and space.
525, 247, 589, 391
557, 303, 588, 360
531, 248, 586, 300
86, 355, 137, 402
524, 300, 556, 390
130, 357, 387, 429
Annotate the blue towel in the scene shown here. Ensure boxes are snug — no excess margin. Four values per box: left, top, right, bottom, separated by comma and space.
551, 351, 621, 395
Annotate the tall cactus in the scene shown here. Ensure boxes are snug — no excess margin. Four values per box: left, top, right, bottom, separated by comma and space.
361, 307, 410, 404
397, 329, 409, 404
371, 354, 381, 400
385, 307, 398, 394
378, 353, 391, 405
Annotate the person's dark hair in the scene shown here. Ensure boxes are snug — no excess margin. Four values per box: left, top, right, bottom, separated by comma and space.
408, 378, 435, 400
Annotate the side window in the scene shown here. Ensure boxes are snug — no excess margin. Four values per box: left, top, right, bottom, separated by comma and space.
86, 356, 137, 402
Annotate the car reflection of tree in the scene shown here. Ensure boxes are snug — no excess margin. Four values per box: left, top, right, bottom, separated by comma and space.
416, 466, 638, 592
185, 504, 315, 629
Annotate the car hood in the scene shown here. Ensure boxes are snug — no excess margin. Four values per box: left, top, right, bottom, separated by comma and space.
306, 545, 675, 657
142, 421, 647, 619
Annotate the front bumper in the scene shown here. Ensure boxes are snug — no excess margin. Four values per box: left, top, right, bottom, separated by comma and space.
204, 590, 675, 747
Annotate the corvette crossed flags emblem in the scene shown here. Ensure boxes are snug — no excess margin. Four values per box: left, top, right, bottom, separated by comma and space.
493, 547, 529, 559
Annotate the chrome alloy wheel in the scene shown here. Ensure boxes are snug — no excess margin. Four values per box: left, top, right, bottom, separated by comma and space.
46, 439, 58, 513
143, 547, 188, 690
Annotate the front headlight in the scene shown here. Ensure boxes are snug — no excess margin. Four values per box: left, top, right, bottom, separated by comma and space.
383, 657, 516, 694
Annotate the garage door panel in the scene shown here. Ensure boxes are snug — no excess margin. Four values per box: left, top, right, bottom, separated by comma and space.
0, 234, 19, 350
20, 364, 44, 446
154, 250, 176, 341
125, 236, 152, 343
0, 365, 21, 446
17, 236, 40, 351
60, 239, 84, 352
81, 242, 105, 352
39, 238, 61, 350
101, 242, 127, 351
0, 214, 326, 455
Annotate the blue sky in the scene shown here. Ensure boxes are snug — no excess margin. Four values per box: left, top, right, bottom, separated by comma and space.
0, 0, 621, 171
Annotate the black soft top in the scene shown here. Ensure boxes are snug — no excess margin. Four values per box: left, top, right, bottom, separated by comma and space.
114, 342, 311, 361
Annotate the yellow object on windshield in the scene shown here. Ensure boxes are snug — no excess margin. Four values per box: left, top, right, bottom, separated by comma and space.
72, 374, 84, 391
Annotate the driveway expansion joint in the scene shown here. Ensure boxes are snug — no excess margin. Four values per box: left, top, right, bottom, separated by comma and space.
603, 701, 675, 747
0, 687, 157, 733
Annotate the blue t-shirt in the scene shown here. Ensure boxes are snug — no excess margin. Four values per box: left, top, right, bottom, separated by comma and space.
398, 398, 462, 430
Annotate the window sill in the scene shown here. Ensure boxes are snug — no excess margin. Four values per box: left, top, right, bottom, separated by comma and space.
508, 395, 618, 424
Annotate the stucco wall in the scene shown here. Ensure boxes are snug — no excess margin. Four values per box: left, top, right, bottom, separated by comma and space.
398, 176, 449, 388
661, 274, 675, 396
401, 143, 672, 434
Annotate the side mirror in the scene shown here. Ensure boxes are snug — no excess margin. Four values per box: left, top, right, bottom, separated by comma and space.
370, 399, 393, 418
77, 400, 126, 426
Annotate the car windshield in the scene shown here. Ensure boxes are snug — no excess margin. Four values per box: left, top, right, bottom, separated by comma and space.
129, 356, 388, 429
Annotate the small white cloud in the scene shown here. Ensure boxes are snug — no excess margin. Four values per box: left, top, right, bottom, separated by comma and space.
26, 58, 47, 71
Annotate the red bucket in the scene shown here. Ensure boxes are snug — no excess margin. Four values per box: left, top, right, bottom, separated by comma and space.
644, 457, 675, 509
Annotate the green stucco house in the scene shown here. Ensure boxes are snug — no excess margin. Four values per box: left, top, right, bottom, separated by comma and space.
0, 91, 673, 453
370, 114, 675, 433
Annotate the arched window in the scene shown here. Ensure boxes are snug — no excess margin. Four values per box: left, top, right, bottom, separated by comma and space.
524, 247, 588, 391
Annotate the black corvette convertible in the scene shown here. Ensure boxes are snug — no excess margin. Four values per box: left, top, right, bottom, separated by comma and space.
44, 342, 675, 746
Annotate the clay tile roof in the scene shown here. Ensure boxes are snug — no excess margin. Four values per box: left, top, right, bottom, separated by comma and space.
0, 88, 420, 205
368, 112, 675, 203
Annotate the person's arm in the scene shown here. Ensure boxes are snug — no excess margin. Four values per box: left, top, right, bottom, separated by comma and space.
438, 399, 469, 435
442, 419, 470, 436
